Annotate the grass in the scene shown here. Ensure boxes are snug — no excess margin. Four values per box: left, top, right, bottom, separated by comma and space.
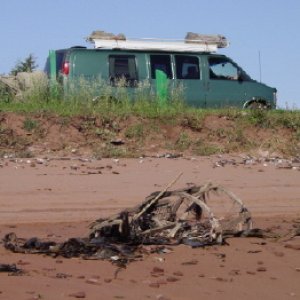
192, 139, 221, 156
0, 78, 299, 157
125, 123, 145, 140
23, 118, 38, 132
175, 132, 192, 151
0, 77, 188, 119
93, 144, 132, 159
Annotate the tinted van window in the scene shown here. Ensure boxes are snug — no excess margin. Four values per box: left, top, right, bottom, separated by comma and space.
109, 55, 137, 86
175, 55, 200, 79
150, 55, 172, 79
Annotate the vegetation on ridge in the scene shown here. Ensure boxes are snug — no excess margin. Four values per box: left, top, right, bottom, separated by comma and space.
0, 78, 299, 158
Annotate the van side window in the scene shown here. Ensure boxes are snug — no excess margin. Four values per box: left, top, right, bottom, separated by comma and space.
208, 57, 240, 80
150, 55, 172, 79
175, 55, 200, 79
109, 55, 138, 86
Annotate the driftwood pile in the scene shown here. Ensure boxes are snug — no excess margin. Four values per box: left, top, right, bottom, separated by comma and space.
0, 71, 47, 101
90, 180, 252, 247
3, 180, 253, 265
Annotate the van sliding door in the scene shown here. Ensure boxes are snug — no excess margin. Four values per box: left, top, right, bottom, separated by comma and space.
150, 55, 172, 102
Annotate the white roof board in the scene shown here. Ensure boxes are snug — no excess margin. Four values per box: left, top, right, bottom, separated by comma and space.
91, 38, 225, 52
87, 31, 229, 53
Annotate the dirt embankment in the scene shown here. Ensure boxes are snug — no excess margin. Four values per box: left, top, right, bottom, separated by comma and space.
0, 111, 298, 158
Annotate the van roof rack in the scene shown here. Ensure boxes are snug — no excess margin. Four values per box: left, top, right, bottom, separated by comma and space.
87, 31, 229, 53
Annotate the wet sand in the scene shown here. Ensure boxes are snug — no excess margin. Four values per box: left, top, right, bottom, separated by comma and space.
0, 155, 300, 300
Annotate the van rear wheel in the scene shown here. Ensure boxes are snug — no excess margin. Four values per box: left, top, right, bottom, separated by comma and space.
246, 101, 269, 110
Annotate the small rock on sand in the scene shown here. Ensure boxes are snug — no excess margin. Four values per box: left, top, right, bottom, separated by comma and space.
69, 291, 86, 298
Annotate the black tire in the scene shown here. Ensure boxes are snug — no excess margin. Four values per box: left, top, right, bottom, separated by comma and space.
246, 101, 270, 110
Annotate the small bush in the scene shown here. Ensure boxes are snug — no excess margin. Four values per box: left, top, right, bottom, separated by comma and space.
23, 118, 38, 132
125, 124, 144, 140
192, 139, 221, 156
175, 132, 192, 151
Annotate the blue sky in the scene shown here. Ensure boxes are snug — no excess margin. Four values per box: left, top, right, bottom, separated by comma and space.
1, 0, 299, 108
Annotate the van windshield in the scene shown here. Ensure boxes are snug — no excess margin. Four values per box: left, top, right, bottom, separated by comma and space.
208, 56, 251, 81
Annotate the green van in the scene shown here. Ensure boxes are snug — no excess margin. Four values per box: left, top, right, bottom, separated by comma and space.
45, 32, 277, 109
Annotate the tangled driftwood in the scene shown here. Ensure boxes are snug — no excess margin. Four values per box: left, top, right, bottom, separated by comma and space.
90, 179, 252, 247
3, 179, 253, 264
